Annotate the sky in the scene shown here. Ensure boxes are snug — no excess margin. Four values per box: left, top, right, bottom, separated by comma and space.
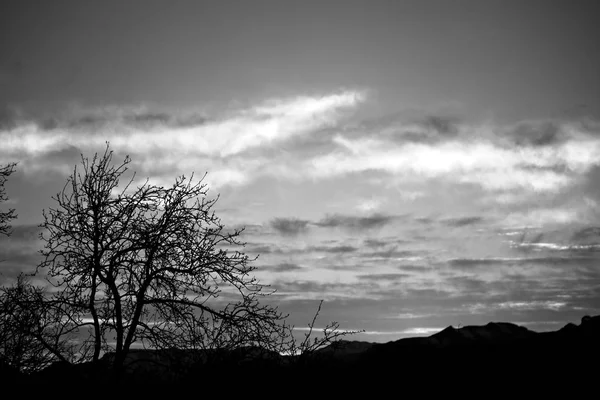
1, 0, 600, 343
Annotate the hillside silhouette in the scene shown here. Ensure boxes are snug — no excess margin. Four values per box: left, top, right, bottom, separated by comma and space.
11, 314, 599, 390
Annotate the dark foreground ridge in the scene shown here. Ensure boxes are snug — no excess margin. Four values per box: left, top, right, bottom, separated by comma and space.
8, 315, 600, 389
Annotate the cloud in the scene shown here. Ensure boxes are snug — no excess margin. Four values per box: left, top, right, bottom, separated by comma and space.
122, 112, 173, 126
411, 215, 485, 227
582, 164, 600, 203
308, 120, 600, 194
271, 280, 381, 301
445, 276, 489, 295
448, 257, 516, 269
292, 326, 361, 334
512, 242, 600, 253
320, 263, 369, 271
447, 254, 600, 270
503, 120, 564, 147
442, 216, 483, 227
422, 115, 460, 137
355, 197, 383, 212
350, 112, 463, 145
402, 288, 454, 300
4, 94, 599, 205
504, 208, 585, 226
398, 265, 432, 273
400, 327, 444, 335
392, 313, 437, 319
571, 227, 600, 242
356, 273, 410, 282
496, 300, 567, 311
245, 244, 279, 255
362, 249, 423, 261
264, 262, 303, 273
270, 217, 310, 236
363, 239, 389, 248
416, 217, 434, 224
268, 213, 399, 238
308, 245, 358, 254
39, 107, 210, 132
124, 91, 361, 158
0, 90, 364, 188
315, 213, 396, 230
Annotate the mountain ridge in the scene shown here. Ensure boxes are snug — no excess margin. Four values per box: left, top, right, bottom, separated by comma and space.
11, 314, 600, 388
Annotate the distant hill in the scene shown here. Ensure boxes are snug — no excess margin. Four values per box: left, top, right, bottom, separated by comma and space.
18, 315, 600, 389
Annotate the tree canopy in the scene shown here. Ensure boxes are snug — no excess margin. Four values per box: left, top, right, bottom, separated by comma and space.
36, 146, 293, 372
0, 145, 356, 379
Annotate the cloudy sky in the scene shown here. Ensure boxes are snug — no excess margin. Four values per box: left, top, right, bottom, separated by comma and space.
1, 0, 600, 342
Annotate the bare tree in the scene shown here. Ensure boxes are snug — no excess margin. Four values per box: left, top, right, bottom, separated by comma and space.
36, 144, 297, 378
1, 162, 77, 374
284, 299, 363, 363
0, 274, 75, 373
0, 162, 17, 237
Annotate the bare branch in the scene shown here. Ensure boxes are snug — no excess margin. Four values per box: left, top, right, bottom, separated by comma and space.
0, 162, 17, 237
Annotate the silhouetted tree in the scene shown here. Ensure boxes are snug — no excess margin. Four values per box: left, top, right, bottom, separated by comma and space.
35, 144, 353, 379
0, 274, 75, 373
284, 299, 359, 361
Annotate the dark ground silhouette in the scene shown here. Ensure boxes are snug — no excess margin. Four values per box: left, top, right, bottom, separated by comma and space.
9, 314, 599, 391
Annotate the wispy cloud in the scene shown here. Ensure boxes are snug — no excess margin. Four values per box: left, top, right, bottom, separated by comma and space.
570, 226, 600, 242
442, 216, 484, 227
501, 120, 565, 147
0, 90, 364, 188
362, 249, 424, 261
264, 262, 303, 273
308, 245, 358, 254
363, 239, 389, 248
314, 213, 397, 230
356, 273, 410, 282
4, 93, 599, 203
270, 218, 310, 236
271, 280, 385, 301
307, 120, 600, 194
447, 257, 528, 269
496, 300, 567, 311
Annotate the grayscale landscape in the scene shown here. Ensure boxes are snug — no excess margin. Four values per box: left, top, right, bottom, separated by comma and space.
1, 0, 599, 390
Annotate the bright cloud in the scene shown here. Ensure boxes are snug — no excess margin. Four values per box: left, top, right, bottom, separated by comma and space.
1, 123, 68, 155
497, 301, 567, 311
3, 91, 598, 198
309, 129, 600, 193
0, 90, 363, 187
